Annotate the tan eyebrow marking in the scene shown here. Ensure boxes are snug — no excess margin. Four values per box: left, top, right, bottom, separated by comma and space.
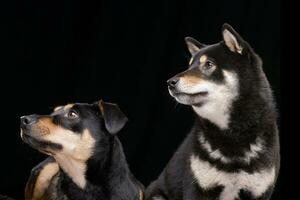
64, 104, 74, 111
54, 106, 63, 112
199, 55, 207, 63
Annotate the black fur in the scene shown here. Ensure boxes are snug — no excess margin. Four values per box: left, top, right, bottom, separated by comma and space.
0, 195, 15, 200
21, 101, 144, 200
146, 24, 280, 200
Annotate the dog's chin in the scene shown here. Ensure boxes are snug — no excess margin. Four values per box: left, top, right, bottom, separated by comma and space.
169, 89, 207, 106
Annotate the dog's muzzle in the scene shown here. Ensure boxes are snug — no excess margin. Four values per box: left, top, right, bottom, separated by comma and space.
167, 77, 180, 94
167, 77, 179, 88
20, 115, 38, 129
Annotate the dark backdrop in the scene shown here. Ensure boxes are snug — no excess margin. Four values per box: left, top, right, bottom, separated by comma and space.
2, 0, 280, 199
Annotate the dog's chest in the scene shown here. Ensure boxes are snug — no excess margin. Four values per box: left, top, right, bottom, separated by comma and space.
190, 155, 275, 200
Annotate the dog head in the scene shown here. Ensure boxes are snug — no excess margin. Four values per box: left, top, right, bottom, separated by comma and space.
168, 23, 260, 129
20, 100, 127, 161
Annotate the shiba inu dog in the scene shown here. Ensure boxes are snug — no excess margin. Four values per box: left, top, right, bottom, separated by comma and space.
20, 100, 144, 200
145, 24, 280, 200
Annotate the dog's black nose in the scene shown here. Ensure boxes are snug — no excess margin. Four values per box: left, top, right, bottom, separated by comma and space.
167, 77, 179, 87
21, 115, 38, 126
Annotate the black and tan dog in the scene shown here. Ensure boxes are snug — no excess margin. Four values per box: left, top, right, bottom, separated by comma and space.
146, 24, 279, 200
20, 100, 144, 200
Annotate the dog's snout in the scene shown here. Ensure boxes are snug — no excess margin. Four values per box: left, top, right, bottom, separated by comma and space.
167, 77, 179, 87
21, 115, 38, 127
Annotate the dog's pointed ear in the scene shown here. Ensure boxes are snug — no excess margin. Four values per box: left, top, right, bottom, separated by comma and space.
98, 100, 128, 135
185, 37, 206, 55
222, 23, 245, 54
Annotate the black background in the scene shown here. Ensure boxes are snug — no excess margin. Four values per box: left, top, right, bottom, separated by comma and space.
1, 0, 280, 199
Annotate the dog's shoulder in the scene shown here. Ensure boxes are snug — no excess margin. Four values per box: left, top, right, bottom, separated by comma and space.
107, 137, 145, 200
25, 156, 59, 200
146, 130, 197, 199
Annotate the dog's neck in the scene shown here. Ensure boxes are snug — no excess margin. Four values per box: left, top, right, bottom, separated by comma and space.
191, 70, 239, 130
191, 90, 277, 164
193, 84, 276, 141
54, 154, 87, 189
57, 137, 135, 197
86, 137, 131, 187
86, 137, 138, 198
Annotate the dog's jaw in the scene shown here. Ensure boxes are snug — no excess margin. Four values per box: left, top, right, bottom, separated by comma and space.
192, 70, 239, 130
52, 129, 96, 189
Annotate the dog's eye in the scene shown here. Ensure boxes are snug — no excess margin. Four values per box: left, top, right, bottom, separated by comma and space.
67, 110, 78, 119
203, 61, 215, 70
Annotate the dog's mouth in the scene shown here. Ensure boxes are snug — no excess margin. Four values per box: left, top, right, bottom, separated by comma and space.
21, 129, 41, 141
22, 132, 39, 147
168, 87, 209, 97
168, 87, 209, 105
182, 91, 208, 96
21, 130, 59, 156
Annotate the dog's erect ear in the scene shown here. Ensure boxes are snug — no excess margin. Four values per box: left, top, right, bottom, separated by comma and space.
222, 23, 245, 54
185, 37, 206, 55
98, 100, 128, 135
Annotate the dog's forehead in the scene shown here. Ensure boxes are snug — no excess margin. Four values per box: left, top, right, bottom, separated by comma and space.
187, 43, 232, 73
49, 103, 101, 134
193, 43, 225, 61
53, 104, 74, 112
53, 103, 95, 113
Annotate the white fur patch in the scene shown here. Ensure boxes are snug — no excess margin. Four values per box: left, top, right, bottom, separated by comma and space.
199, 134, 264, 163
190, 155, 275, 199
192, 70, 239, 129
20, 129, 24, 140
199, 134, 230, 163
244, 138, 264, 163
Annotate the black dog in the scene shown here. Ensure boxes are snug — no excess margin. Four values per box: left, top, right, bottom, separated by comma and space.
21, 100, 144, 200
146, 24, 280, 200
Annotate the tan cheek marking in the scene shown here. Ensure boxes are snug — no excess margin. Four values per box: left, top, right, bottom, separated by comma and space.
182, 75, 203, 85
73, 129, 96, 160
32, 162, 59, 200
31, 125, 50, 136
31, 118, 56, 137
52, 129, 95, 189
37, 118, 58, 134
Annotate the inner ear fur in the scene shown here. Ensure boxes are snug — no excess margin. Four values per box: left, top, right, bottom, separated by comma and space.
185, 37, 206, 55
222, 23, 246, 54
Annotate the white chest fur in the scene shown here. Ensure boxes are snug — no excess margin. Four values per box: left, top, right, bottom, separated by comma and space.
190, 155, 275, 200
